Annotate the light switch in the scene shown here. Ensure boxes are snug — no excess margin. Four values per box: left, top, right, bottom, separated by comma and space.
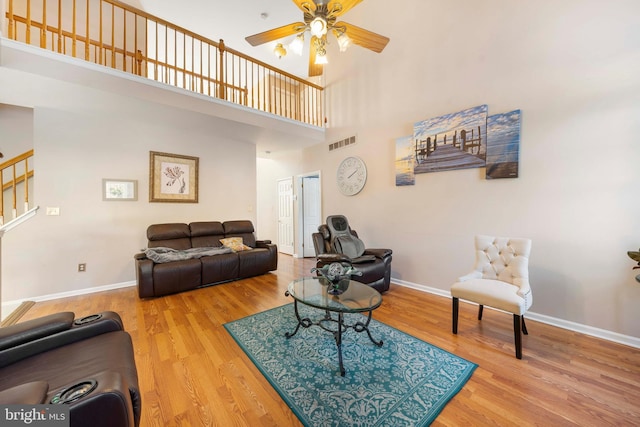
46, 207, 60, 216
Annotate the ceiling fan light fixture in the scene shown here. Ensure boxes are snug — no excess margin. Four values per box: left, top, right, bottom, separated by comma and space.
315, 48, 328, 65
310, 17, 328, 37
337, 32, 352, 52
289, 34, 304, 56
274, 43, 287, 59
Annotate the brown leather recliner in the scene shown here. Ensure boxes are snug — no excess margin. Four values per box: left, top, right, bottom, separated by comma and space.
311, 215, 393, 293
0, 311, 141, 427
135, 220, 278, 298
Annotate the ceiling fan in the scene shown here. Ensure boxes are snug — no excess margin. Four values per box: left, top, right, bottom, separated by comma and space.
245, 0, 390, 77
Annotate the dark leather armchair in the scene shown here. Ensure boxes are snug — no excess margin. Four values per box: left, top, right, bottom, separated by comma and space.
311, 216, 392, 293
0, 311, 141, 427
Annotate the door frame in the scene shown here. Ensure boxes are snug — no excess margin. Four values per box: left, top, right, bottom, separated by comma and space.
295, 170, 322, 258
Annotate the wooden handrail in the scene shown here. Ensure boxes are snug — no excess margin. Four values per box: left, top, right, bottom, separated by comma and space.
0, 150, 34, 224
10, 14, 135, 60
102, 0, 321, 89
10, 15, 247, 98
0, 149, 34, 170
5, 0, 324, 126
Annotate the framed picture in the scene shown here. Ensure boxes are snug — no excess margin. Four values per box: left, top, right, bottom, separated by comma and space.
102, 179, 138, 201
149, 151, 199, 203
413, 104, 488, 174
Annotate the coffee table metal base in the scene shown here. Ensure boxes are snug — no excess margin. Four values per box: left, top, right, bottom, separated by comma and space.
284, 298, 383, 376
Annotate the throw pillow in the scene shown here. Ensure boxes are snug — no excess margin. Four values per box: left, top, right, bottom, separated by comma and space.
220, 237, 252, 252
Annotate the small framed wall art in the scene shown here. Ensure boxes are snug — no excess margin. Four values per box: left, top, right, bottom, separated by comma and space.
102, 179, 138, 201
149, 151, 199, 203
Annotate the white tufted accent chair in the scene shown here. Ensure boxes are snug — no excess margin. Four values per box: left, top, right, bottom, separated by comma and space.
451, 235, 532, 359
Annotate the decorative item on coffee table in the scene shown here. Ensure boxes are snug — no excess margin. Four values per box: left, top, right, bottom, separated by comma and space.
311, 262, 362, 295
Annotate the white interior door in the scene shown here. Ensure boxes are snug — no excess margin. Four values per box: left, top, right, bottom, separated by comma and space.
277, 177, 294, 255
302, 175, 321, 257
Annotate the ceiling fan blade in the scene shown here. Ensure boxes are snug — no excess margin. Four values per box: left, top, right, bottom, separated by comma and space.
337, 21, 390, 53
326, 0, 363, 19
245, 22, 305, 46
292, 0, 316, 14
308, 35, 324, 77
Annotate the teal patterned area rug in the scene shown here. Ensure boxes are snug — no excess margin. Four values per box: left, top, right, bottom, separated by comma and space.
224, 304, 477, 426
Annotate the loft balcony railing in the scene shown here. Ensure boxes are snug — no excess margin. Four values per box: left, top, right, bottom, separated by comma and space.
4, 0, 324, 127
0, 150, 34, 225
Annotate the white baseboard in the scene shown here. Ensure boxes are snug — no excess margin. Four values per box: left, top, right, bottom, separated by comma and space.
392, 278, 640, 350
1, 281, 136, 321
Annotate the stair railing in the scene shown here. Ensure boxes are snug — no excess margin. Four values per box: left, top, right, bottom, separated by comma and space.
0, 150, 34, 225
4, 0, 325, 127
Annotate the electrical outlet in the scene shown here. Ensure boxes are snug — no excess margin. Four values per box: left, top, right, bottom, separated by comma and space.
78, 263, 86, 272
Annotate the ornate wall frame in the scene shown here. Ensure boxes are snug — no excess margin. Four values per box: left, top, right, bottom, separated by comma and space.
149, 151, 199, 203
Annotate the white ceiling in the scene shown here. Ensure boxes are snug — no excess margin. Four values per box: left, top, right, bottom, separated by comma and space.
122, 0, 323, 81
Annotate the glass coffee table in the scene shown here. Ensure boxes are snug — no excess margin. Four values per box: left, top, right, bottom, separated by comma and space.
285, 277, 383, 376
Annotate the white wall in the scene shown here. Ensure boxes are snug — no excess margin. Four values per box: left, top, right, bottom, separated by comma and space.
0, 104, 33, 159
1, 71, 259, 302
259, 0, 640, 338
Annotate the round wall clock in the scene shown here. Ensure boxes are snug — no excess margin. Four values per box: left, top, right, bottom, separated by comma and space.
336, 156, 367, 196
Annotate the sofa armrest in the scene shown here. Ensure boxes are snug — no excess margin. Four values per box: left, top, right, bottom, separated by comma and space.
254, 241, 278, 271
59, 370, 139, 427
134, 252, 147, 261
0, 311, 124, 368
363, 248, 392, 259
0, 312, 74, 351
317, 253, 353, 264
135, 257, 155, 298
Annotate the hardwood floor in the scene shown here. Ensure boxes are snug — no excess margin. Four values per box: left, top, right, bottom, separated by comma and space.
17, 254, 640, 426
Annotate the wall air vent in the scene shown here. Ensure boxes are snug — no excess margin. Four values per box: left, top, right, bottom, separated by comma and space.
329, 135, 357, 151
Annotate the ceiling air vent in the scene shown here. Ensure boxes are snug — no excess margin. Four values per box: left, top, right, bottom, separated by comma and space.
329, 135, 357, 151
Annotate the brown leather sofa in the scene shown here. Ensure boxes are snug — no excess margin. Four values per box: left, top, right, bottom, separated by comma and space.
312, 220, 392, 293
135, 220, 278, 298
0, 311, 141, 427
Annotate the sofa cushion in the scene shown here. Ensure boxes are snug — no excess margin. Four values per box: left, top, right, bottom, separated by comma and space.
237, 248, 273, 278
201, 253, 240, 284
147, 223, 191, 250
223, 221, 256, 247
152, 259, 201, 296
190, 222, 225, 248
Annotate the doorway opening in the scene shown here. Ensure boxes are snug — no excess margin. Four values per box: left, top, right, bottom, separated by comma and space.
296, 172, 322, 258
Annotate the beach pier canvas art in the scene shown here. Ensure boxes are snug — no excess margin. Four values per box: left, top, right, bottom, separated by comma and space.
486, 110, 521, 179
413, 105, 488, 174
395, 135, 416, 186
394, 104, 520, 186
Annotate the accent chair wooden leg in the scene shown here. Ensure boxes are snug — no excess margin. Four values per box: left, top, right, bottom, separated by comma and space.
478, 304, 484, 320
513, 314, 523, 359
522, 316, 528, 335
452, 297, 459, 334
